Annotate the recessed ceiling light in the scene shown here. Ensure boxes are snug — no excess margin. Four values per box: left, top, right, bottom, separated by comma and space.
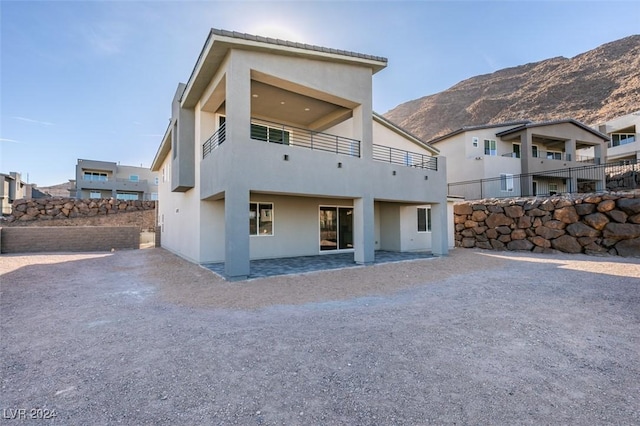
304, 108, 310, 111
280, 101, 285, 105
252, 94, 259, 98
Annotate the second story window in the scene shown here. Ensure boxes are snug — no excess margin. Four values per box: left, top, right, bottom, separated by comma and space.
129, 175, 139, 182
84, 172, 108, 181
484, 139, 497, 156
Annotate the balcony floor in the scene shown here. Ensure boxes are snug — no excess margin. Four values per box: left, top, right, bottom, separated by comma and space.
202, 250, 434, 280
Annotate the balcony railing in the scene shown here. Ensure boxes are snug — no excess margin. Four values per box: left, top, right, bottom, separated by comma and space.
202, 122, 226, 159
372, 144, 438, 171
250, 119, 360, 157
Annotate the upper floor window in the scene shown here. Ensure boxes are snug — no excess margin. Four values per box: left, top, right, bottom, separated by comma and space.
472, 137, 478, 148
251, 123, 290, 145
151, 193, 158, 201
84, 172, 108, 181
512, 143, 521, 158
129, 175, 139, 182
484, 139, 497, 156
154, 177, 159, 185
610, 133, 636, 147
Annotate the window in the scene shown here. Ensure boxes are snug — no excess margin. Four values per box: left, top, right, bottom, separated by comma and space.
129, 175, 139, 182
532, 145, 539, 158
250, 202, 273, 236
251, 123, 290, 145
512, 143, 521, 158
484, 139, 497, 156
611, 133, 636, 147
472, 137, 478, 148
162, 167, 166, 182
500, 173, 514, 192
546, 151, 562, 160
549, 183, 558, 195
154, 177, 159, 185
151, 193, 158, 201
417, 207, 432, 232
84, 172, 107, 181
89, 191, 101, 199
116, 192, 139, 201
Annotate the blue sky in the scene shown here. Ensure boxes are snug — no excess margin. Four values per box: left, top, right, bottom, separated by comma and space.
1, 1, 639, 187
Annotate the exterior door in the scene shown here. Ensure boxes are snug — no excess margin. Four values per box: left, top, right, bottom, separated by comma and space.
320, 206, 353, 251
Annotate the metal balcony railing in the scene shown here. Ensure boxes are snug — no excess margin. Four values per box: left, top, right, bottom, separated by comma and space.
250, 119, 361, 157
609, 133, 636, 148
202, 122, 226, 159
372, 144, 438, 171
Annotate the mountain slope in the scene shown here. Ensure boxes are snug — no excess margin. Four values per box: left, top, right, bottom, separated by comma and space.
384, 35, 640, 142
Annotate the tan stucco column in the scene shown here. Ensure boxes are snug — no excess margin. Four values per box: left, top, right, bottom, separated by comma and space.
566, 139, 576, 161
354, 195, 375, 264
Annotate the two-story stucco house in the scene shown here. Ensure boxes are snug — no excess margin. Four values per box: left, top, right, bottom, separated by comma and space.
429, 120, 609, 200
596, 110, 639, 163
150, 29, 450, 280
72, 159, 159, 201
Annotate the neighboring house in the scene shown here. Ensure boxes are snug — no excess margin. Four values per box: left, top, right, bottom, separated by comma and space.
595, 110, 639, 163
150, 28, 451, 280
1, 172, 27, 215
0, 171, 48, 215
73, 159, 158, 201
429, 120, 609, 199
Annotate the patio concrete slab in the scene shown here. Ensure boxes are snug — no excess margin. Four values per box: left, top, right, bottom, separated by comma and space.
201, 250, 434, 279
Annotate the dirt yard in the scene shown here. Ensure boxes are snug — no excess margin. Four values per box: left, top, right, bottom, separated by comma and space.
1, 248, 639, 424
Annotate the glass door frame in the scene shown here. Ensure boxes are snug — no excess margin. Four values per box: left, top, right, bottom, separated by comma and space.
318, 205, 354, 253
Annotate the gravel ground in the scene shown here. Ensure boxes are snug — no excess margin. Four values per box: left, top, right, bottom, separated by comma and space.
1, 248, 639, 425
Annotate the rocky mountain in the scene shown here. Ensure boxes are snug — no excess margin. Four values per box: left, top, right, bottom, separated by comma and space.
384, 35, 640, 142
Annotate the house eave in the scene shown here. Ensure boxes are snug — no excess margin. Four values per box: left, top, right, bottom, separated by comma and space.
151, 121, 173, 171
181, 28, 388, 109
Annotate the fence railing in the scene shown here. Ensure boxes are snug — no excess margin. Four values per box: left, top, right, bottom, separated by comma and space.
250, 118, 361, 157
448, 159, 638, 200
372, 144, 438, 171
202, 122, 226, 159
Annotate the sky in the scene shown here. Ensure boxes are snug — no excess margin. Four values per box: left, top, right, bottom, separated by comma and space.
1, 1, 639, 187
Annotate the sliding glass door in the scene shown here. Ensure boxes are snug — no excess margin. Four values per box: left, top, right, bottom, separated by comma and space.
320, 206, 353, 251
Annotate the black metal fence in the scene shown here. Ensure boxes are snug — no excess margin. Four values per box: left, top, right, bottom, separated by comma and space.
372, 144, 438, 171
448, 159, 638, 200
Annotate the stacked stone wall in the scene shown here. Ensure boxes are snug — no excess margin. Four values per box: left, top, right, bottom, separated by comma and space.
453, 192, 640, 257
4, 198, 156, 231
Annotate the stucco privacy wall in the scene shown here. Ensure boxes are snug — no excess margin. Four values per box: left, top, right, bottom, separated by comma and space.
0, 226, 140, 253
453, 192, 640, 257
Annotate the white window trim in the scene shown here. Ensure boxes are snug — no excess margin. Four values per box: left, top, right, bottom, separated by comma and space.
250, 201, 274, 237
417, 206, 432, 233
500, 173, 514, 192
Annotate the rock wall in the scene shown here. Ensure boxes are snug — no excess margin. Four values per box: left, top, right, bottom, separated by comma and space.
4, 198, 156, 231
453, 192, 640, 257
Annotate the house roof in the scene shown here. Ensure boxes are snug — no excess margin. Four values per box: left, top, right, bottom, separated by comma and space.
373, 112, 440, 155
181, 28, 388, 109
495, 119, 610, 140
427, 121, 532, 145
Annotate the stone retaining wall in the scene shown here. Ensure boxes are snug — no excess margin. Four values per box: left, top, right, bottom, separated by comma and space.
0, 226, 140, 253
453, 192, 640, 257
4, 198, 156, 231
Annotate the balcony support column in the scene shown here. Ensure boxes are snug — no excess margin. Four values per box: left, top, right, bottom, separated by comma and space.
354, 195, 375, 265
565, 139, 576, 162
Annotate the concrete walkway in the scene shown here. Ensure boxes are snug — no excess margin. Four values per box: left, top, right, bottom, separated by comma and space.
202, 250, 434, 279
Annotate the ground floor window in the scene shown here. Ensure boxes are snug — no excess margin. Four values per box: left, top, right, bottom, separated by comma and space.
250, 202, 273, 236
500, 173, 514, 192
320, 206, 353, 251
417, 207, 432, 232
116, 192, 140, 201
89, 191, 101, 199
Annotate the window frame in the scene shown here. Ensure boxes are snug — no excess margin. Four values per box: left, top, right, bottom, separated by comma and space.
472, 137, 478, 148
129, 175, 139, 182
484, 139, 497, 156
417, 206, 432, 233
89, 190, 101, 199
249, 201, 274, 236
500, 173, 514, 192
